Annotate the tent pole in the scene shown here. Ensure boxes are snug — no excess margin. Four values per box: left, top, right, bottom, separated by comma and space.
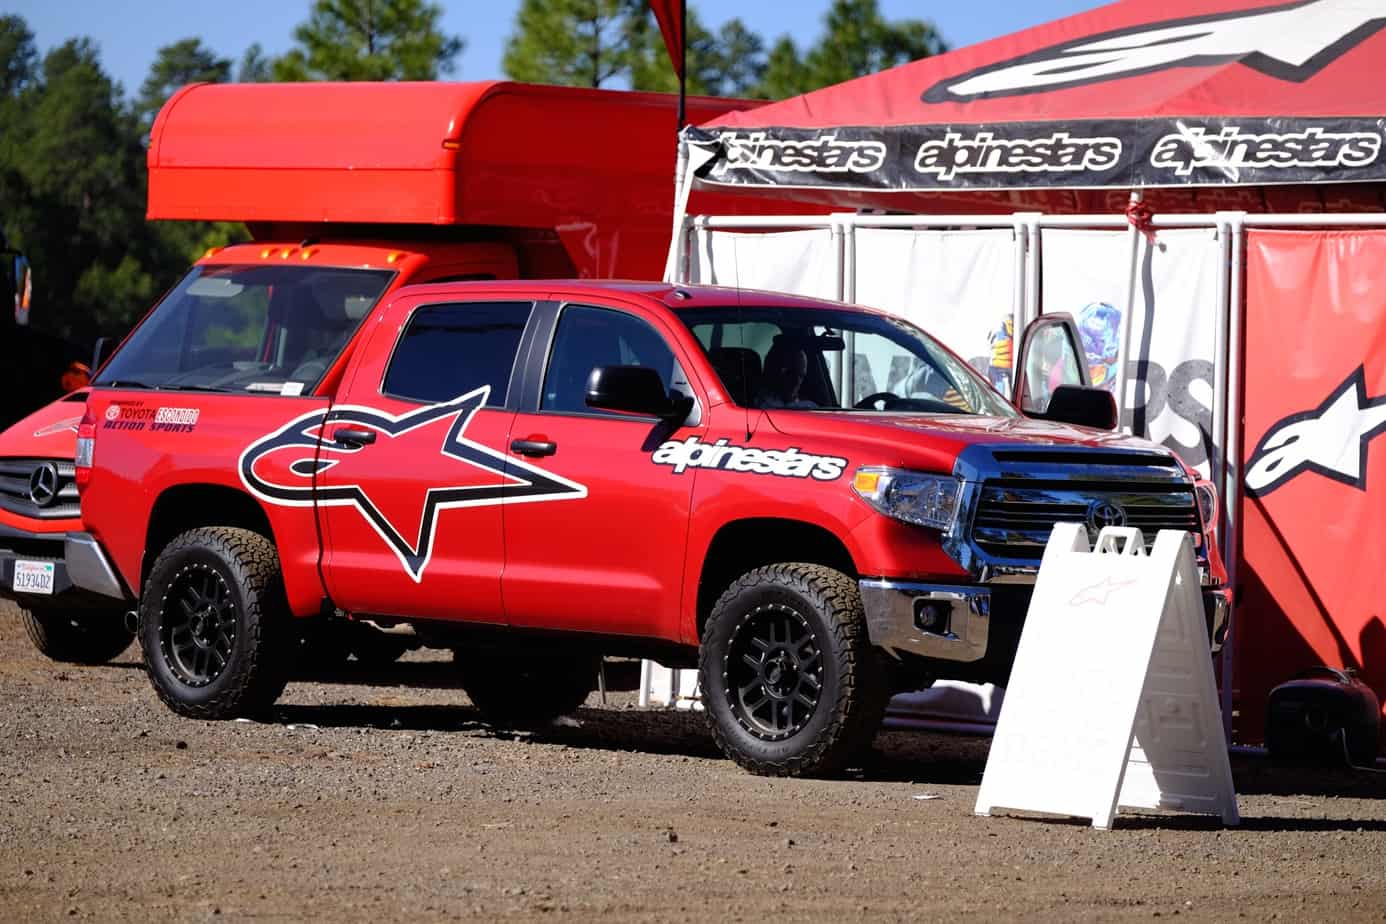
664, 139, 689, 283
1115, 189, 1144, 434
1220, 213, 1247, 744
1211, 217, 1232, 497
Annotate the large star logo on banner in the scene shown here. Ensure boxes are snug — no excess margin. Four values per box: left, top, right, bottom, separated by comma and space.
1246, 366, 1386, 497
239, 386, 585, 581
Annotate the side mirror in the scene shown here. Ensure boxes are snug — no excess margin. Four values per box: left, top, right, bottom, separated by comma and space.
91, 336, 114, 374
586, 365, 687, 420
1034, 385, 1118, 431
1012, 312, 1092, 412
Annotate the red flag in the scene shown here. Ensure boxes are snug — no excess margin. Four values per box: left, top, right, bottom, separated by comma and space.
649, 0, 684, 79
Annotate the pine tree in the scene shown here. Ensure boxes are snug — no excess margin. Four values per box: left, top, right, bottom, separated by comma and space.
273, 0, 464, 81
135, 38, 231, 131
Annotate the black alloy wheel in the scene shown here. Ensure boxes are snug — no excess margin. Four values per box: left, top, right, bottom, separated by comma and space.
140, 526, 290, 719
699, 563, 890, 778
726, 604, 824, 741
160, 563, 236, 687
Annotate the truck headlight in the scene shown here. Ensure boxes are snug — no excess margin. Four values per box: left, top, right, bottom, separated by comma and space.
1195, 481, 1219, 532
852, 467, 962, 531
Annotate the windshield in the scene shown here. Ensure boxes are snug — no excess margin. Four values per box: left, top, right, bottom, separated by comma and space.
679, 306, 1018, 417
94, 264, 394, 395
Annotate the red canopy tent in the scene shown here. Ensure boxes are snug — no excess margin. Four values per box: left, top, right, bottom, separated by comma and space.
685, 0, 1386, 214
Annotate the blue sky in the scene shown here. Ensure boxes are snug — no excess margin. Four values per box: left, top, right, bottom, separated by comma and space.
12, 1, 1102, 96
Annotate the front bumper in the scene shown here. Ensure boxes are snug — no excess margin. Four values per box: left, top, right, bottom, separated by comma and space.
861, 578, 1231, 664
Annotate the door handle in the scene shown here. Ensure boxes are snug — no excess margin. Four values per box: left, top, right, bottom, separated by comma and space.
334, 427, 377, 448
510, 438, 557, 457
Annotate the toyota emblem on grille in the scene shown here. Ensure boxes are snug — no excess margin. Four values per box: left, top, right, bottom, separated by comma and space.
28, 462, 61, 507
1086, 499, 1127, 533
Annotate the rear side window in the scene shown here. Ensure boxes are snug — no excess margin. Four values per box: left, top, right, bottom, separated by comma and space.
383, 301, 533, 406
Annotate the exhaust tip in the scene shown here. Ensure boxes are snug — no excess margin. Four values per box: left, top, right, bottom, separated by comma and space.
123, 610, 139, 634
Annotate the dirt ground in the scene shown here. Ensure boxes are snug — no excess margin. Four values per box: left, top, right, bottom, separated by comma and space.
2, 602, 1385, 922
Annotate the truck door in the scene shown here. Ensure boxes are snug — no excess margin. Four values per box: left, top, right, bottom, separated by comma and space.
502, 299, 702, 642
316, 294, 538, 623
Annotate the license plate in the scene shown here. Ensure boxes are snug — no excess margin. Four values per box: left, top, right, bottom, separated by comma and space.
12, 560, 55, 595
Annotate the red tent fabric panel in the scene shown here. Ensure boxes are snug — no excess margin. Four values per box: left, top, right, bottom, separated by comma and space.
710, 0, 1386, 128
1237, 229, 1386, 746
690, 1, 1386, 194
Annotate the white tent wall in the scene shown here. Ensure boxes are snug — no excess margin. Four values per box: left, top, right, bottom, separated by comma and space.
852, 228, 1018, 384
1041, 228, 1224, 479
688, 229, 840, 299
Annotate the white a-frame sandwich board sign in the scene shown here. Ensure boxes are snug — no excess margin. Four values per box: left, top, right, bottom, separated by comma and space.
975, 524, 1239, 830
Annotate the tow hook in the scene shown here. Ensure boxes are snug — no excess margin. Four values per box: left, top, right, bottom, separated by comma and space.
123, 610, 140, 634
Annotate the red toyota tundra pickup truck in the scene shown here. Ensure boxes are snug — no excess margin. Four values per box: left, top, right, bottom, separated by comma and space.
66, 271, 1228, 776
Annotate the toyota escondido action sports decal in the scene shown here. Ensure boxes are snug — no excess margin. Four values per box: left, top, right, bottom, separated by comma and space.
239, 386, 586, 582
1245, 365, 1386, 496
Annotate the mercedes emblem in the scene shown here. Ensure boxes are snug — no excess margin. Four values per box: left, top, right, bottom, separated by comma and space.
27, 462, 61, 508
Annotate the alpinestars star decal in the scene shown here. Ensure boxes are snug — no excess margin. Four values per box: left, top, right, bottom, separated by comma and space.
239, 386, 585, 581
1245, 366, 1386, 496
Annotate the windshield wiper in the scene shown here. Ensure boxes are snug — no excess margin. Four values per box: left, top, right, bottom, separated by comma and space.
158, 384, 241, 393
98, 379, 152, 389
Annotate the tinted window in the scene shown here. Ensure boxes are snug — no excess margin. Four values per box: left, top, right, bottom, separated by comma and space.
384, 301, 533, 406
682, 306, 1016, 417
542, 305, 681, 415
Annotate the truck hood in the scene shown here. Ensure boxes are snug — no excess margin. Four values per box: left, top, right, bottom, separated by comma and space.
0, 393, 85, 459
765, 410, 1167, 471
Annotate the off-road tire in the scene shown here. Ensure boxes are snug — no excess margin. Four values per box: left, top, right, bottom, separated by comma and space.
139, 527, 291, 719
700, 563, 889, 778
21, 607, 134, 664
456, 649, 599, 727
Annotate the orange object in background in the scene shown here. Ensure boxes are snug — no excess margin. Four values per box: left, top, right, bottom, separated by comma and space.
60, 362, 90, 393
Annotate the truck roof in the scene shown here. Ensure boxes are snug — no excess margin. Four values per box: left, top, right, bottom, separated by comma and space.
147, 81, 761, 228
397, 278, 877, 314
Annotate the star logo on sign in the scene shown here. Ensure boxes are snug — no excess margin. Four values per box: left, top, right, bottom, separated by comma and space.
239, 386, 586, 582
1070, 577, 1138, 608
1246, 366, 1386, 496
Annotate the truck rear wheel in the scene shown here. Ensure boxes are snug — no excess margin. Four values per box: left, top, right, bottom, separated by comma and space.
699, 563, 889, 778
21, 607, 134, 664
456, 649, 598, 727
139, 527, 291, 720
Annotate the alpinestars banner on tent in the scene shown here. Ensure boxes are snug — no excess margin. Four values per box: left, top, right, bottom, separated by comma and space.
685, 118, 1386, 193
1042, 229, 1222, 478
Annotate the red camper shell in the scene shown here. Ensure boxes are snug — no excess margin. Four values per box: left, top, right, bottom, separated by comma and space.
147, 80, 782, 280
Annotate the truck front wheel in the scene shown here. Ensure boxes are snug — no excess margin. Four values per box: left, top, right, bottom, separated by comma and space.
700, 563, 889, 778
21, 607, 134, 664
139, 527, 291, 720
456, 649, 598, 727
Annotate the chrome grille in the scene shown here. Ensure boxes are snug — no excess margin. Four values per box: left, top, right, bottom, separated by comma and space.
0, 458, 80, 520
973, 480, 1199, 559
